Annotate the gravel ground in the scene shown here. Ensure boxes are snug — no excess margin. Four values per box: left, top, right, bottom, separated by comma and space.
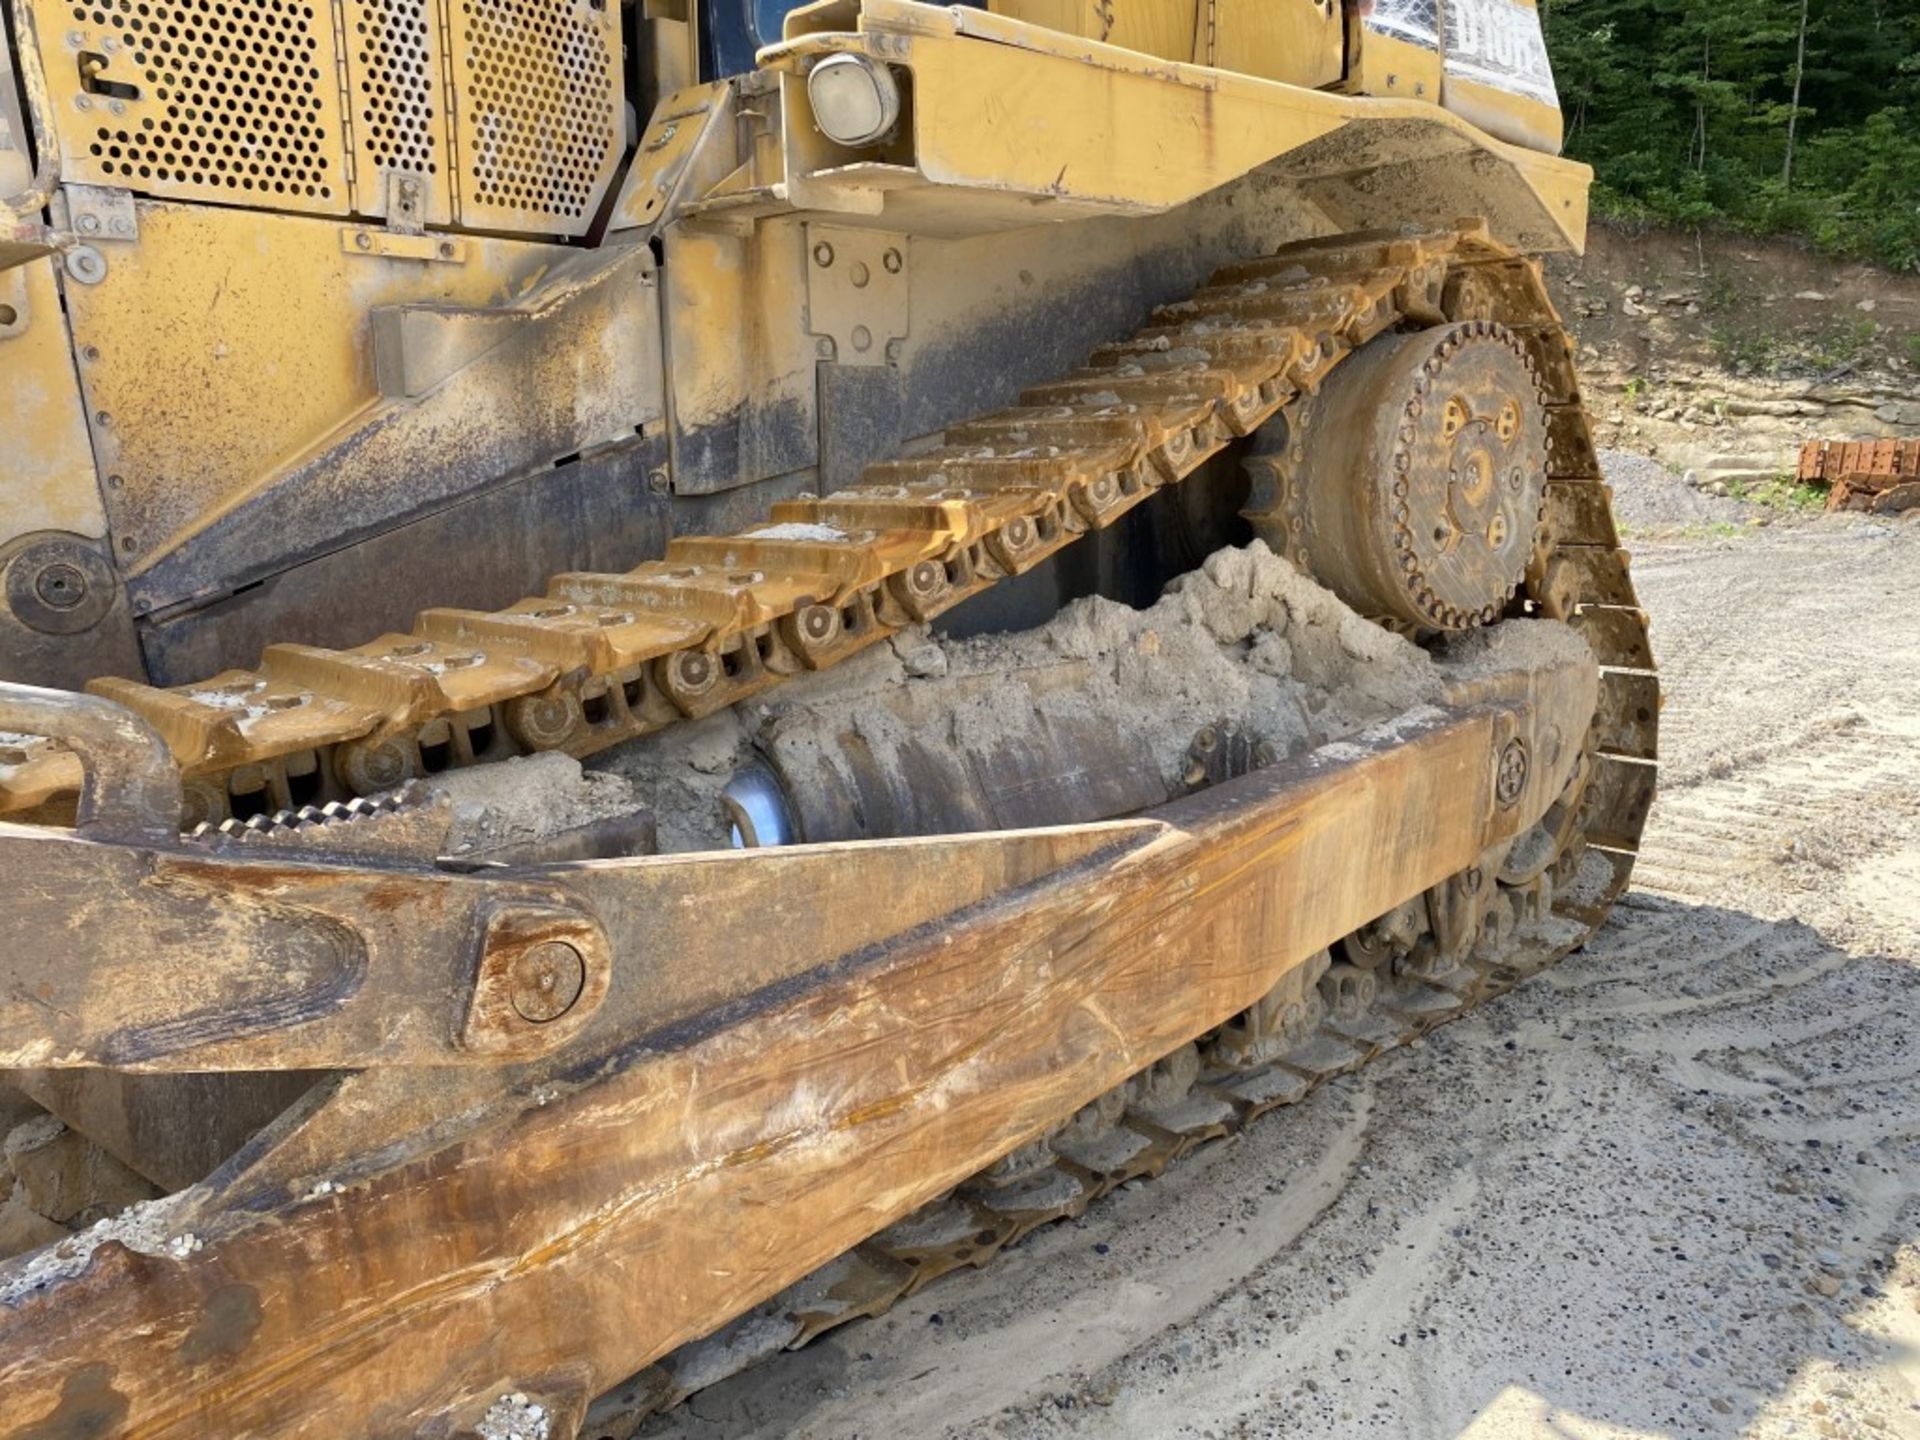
1599, 449, 1770, 533
639, 506, 1920, 1439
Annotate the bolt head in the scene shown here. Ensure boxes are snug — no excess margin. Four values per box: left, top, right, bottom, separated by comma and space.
33, 562, 88, 611
1495, 738, 1529, 807
510, 941, 586, 1023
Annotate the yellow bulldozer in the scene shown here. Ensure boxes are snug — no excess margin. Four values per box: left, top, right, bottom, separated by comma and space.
0, 0, 1656, 1429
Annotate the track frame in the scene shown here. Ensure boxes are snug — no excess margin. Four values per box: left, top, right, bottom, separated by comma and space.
0, 642, 1594, 1436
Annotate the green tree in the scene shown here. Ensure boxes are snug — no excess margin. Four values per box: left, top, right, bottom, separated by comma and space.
1542, 0, 1920, 270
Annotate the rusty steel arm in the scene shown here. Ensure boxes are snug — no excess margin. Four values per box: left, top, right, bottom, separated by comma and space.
0, 650, 1597, 1437
0, 685, 180, 843
0, 809, 1152, 1070
0, 653, 1592, 1076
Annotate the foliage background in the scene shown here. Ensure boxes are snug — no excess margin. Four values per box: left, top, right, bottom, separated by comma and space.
1542, 0, 1920, 270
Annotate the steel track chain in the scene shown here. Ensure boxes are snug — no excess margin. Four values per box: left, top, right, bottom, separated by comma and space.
7, 223, 1530, 828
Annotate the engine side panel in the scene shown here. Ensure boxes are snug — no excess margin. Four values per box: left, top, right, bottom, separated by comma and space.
16, 0, 624, 234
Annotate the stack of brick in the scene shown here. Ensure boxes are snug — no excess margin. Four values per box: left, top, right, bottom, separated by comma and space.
1798, 438, 1920, 515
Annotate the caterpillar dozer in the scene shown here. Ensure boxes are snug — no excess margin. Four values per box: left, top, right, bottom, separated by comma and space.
0, 0, 1657, 1429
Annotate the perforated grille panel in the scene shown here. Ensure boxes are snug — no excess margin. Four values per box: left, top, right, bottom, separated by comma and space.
59, 0, 348, 213
451, 0, 622, 235
34, 0, 624, 234
342, 0, 453, 223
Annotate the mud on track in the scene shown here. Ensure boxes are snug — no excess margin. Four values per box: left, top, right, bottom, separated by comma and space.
641, 503, 1920, 1439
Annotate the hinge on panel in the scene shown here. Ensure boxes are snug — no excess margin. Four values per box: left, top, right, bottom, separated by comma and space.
63, 184, 137, 244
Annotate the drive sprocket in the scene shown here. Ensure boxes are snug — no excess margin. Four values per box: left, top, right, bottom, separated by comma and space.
1246, 319, 1549, 632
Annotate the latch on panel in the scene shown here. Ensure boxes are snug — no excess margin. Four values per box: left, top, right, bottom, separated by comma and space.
383, 170, 428, 236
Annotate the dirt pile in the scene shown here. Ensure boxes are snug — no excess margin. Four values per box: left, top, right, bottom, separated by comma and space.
594, 542, 1447, 851
425, 752, 642, 855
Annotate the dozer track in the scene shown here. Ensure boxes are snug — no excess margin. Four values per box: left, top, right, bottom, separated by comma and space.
0, 221, 1656, 1437
578, 247, 1656, 1428
0, 224, 1648, 839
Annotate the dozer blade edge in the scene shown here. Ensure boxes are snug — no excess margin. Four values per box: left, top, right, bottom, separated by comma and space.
0, 638, 1594, 1437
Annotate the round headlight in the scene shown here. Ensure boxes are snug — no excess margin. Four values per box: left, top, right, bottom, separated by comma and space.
807, 53, 901, 147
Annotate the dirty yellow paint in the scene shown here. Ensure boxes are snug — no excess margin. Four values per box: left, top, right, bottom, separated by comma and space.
0, 258, 107, 544
988, 0, 1343, 86
662, 218, 817, 447
60, 203, 581, 573
1210, 0, 1345, 88
761, 0, 1586, 252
